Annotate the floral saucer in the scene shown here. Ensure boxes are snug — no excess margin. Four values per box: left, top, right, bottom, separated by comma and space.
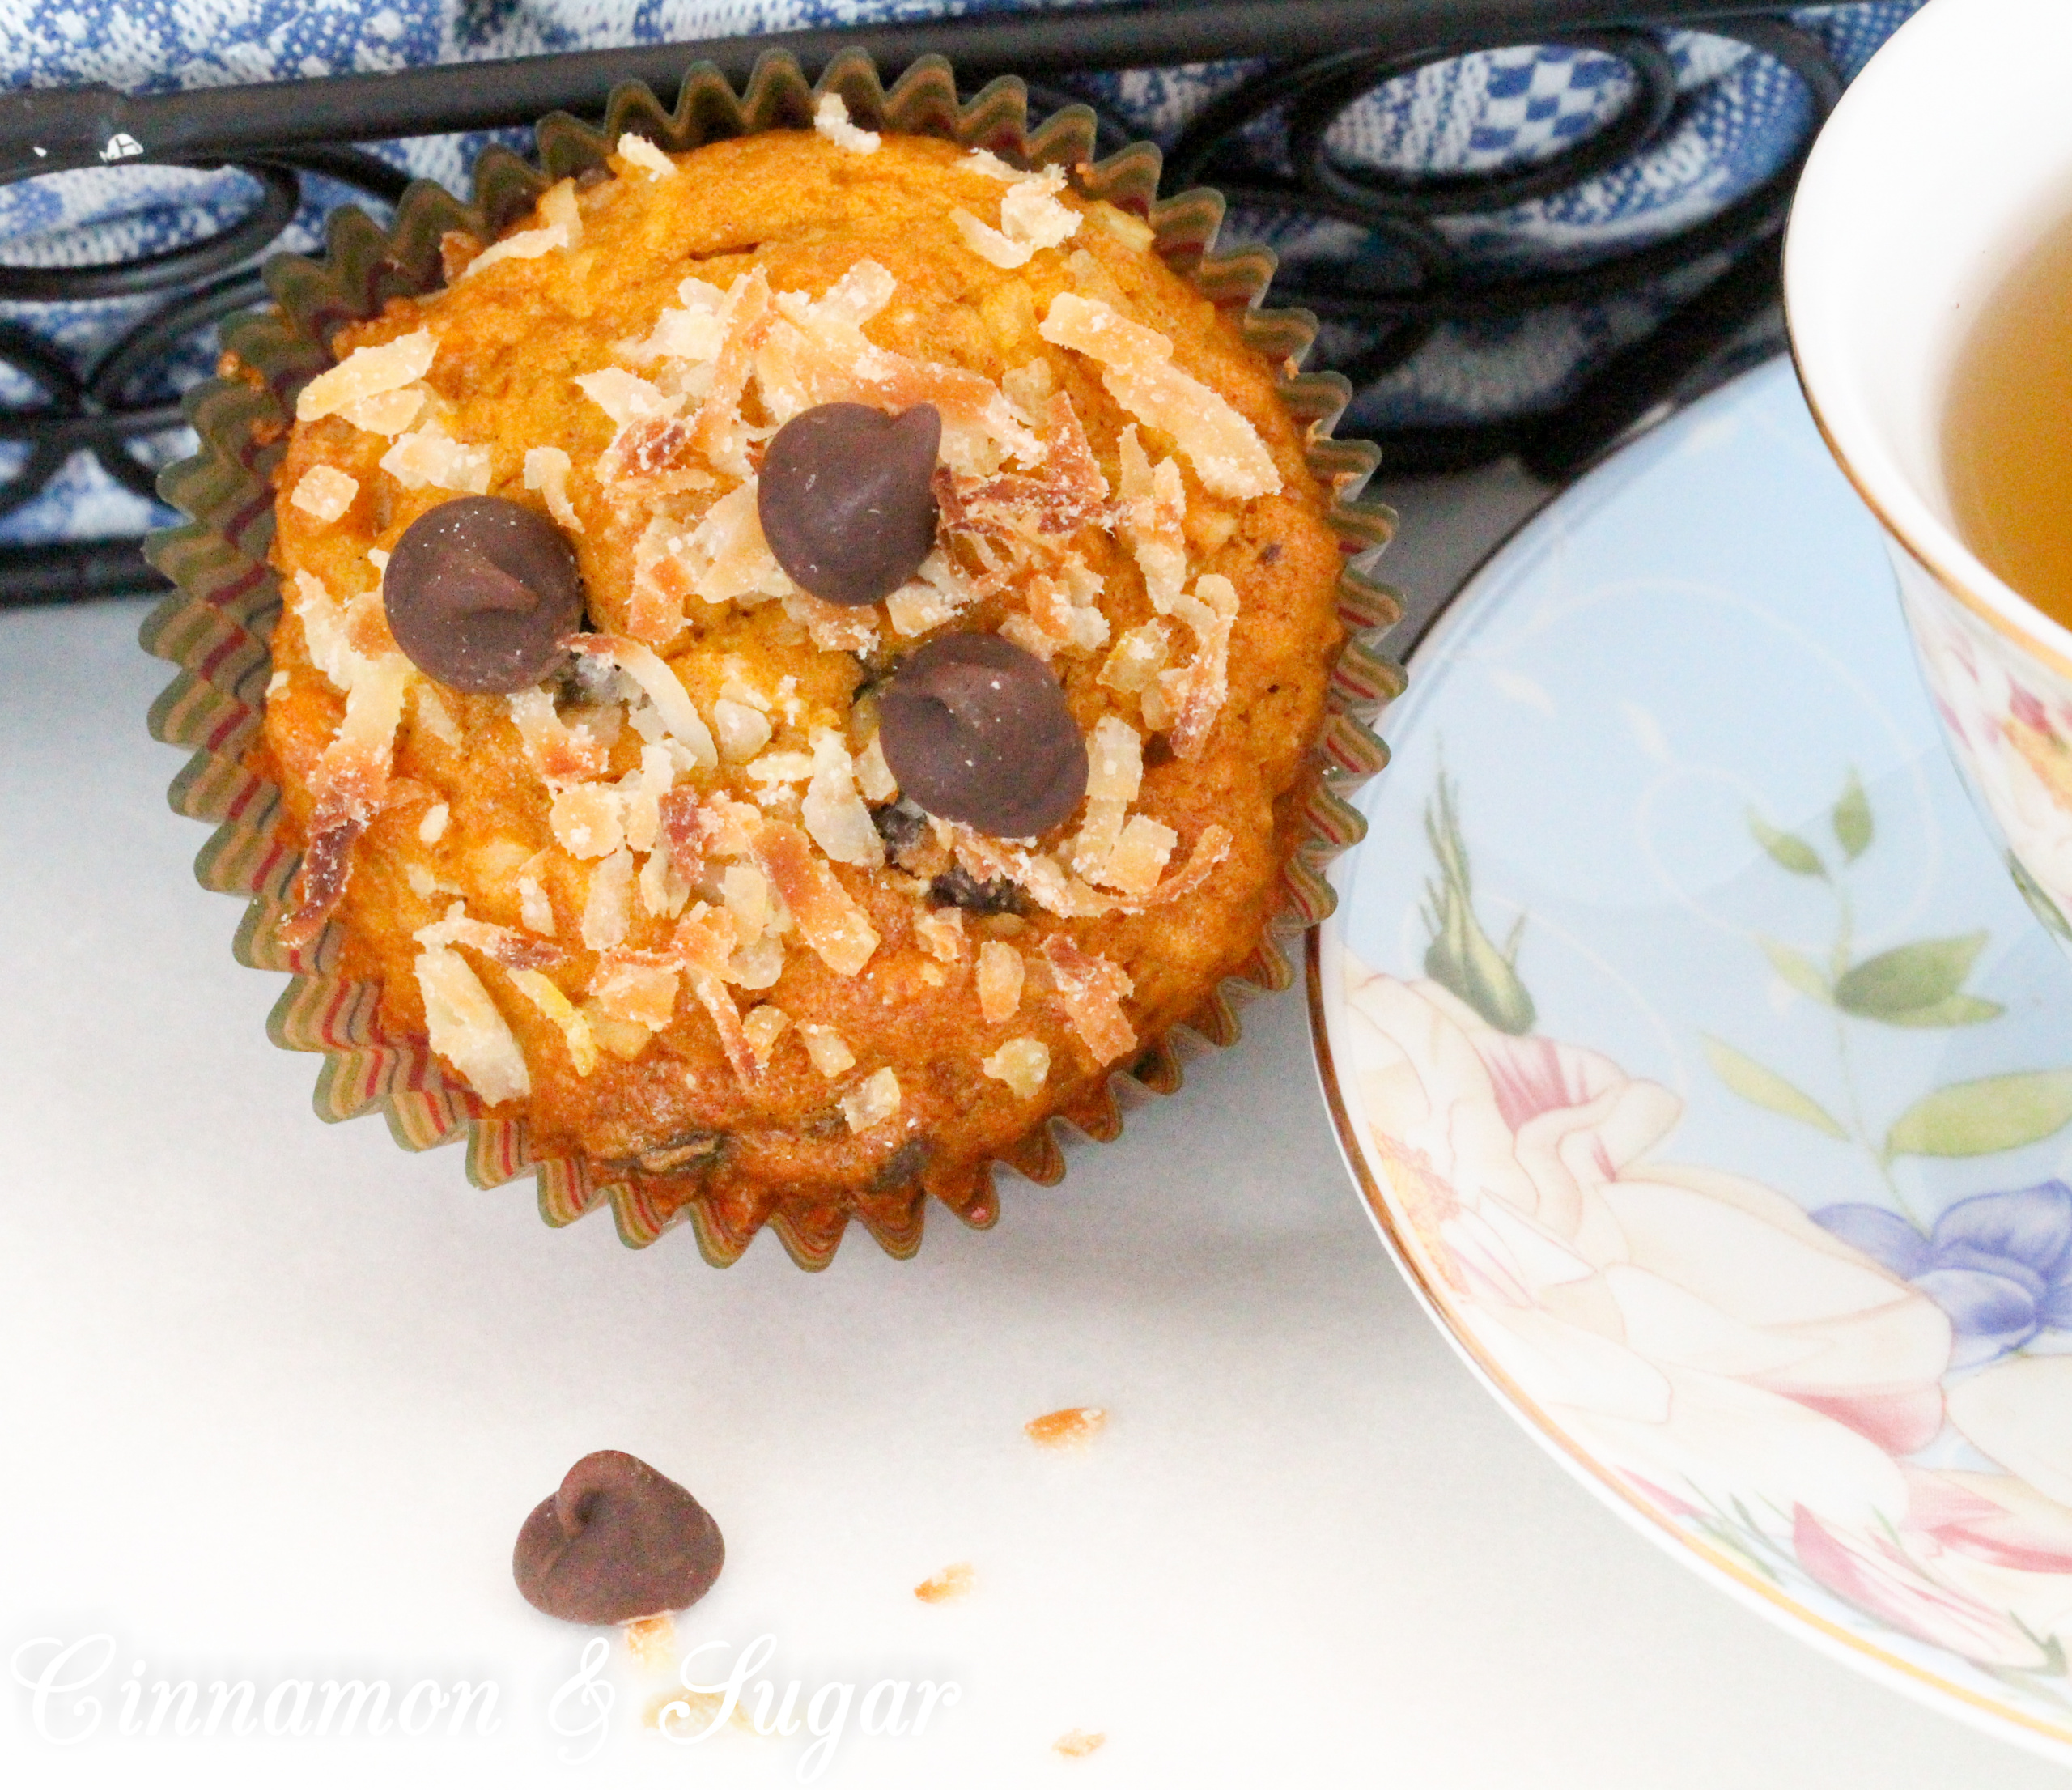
1314, 359, 2072, 1759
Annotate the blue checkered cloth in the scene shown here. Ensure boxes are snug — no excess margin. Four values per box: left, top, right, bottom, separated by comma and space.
0, 0, 1921, 544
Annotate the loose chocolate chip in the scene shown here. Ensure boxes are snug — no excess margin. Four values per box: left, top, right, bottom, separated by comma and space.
384, 495, 586, 694
880, 633, 1088, 838
758, 402, 941, 606
513, 1451, 724, 1626
929, 865, 1029, 916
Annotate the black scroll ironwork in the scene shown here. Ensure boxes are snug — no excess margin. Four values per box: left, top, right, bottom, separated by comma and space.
0, 0, 1868, 606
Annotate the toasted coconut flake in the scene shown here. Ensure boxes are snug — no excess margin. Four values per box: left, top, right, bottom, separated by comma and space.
915, 904, 966, 963
855, 732, 898, 803
841, 1066, 901, 1133
885, 547, 979, 638
782, 585, 880, 655
524, 446, 582, 533
975, 939, 1025, 1023
566, 635, 717, 767
616, 133, 674, 180
688, 269, 774, 479
1000, 169, 1080, 253
951, 206, 1030, 270
516, 874, 557, 938
1041, 935, 1136, 1065
671, 904, 759, 1085
745, 748, 815, 788
1160, 572, 1239, 759
1069, 716, 1144, 883
580, 845, 635, 949
415, 902, 566, 972
937, 393, 1110, 542
550, 783, 625, 861
1098, 620, 1170, 695
290, 464, 357, 523
622, 286, 728, 366
618, 742, 676, 855
539, 176, 581, 247
380, 423, 491, 494
667, 479, 792, 612
599, 416, 715, 500
813, 91, 881, 154
799, 1023, 856, 1078
279, 644, 412, 949
949, 818, 1232, 920
575, 367, 680, 430
507, 967, 598, 1075
1115, 426, 1188, 610
753, 820, 879, 977
417, 801, 448, 844
591, 953, 681, 1036
720, 860, 770, 938
1104, 814, 1178, 895
754, 295, 1039, 477
711, 697, 772, 763
639, 835, 691, 921
802, 729, 885, 869
460, 220, 570, 280
509, 687, 612, 783
741, 1003, 792, 1069
415, 942, 530, 1103
1040, 293, 1280, 500
338, 386, 424, 437
296, 329, 436, 423
982, 1036, 1051, 1098
726, 930, 785, 989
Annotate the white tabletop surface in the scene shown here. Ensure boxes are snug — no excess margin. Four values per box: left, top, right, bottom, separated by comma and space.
6, 458, 2070, 1787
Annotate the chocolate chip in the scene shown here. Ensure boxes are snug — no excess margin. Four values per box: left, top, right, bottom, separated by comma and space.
880, 633, 1088, 838
384, 496, 586, 694
758, 403, 941, 606
929, 865, 1029, 916
513, 1451, 724, 1626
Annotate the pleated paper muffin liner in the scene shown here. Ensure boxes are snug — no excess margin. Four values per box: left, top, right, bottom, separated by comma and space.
142, 48, 1405, 1269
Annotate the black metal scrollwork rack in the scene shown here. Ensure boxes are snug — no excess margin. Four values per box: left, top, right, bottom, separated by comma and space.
0, 0, 1868, 606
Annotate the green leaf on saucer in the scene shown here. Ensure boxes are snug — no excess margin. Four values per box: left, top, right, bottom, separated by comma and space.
1758, 937, 1833, 1005
1832, 771, 1873, 862
1862, 993, 2004, 1028
1883, 1069, 2072, 1160
1748, 810, 1826, 878
1702, 1035, 1847, 1137
1833, 933, 1989, 1023
1420, 773, 1536, 1037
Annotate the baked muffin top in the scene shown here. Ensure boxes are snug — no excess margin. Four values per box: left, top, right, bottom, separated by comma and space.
259, 112, 1345, 1224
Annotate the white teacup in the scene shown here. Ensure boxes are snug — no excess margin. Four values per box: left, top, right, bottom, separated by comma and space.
1787, 0, 2072, 942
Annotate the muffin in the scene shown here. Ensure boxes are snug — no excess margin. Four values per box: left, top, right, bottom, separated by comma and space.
168, 65, 1395, 1264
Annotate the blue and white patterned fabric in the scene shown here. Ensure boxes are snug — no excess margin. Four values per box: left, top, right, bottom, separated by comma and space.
0, 0, 1923, 544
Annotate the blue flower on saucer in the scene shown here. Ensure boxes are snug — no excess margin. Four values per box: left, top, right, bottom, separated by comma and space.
1815, 1184, 2072, 1369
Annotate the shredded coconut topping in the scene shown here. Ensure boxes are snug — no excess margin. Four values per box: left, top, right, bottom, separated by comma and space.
616, 133, 675, 180
290, 464, 357, 523
976, 940, 1025, 1023
415, 942, 530, 1103
1041, 935, 1136, 1065
813, 91, 881, 155
524, 446, 583, 533
800, 1023, 856, 1078
982, 1036, 1051, 1099
841, 1065, 902, 1132
296, 329, 436, 424
1039, 292, 1280, 500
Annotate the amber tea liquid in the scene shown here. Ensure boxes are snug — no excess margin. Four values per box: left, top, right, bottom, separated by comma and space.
1944, 206, 2072, 627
